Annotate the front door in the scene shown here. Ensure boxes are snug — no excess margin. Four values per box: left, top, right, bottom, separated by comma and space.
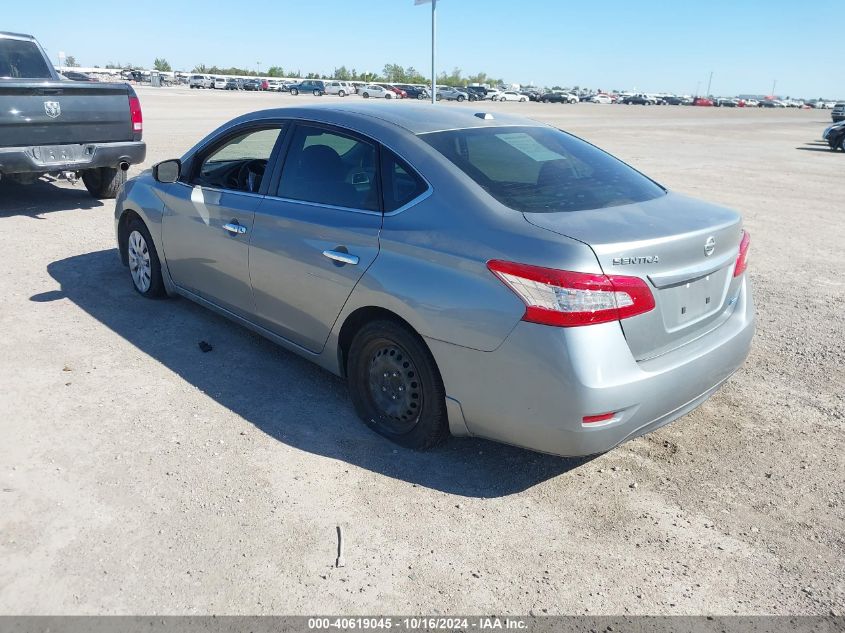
249, 123, 383, 353
161, 125, 285, 317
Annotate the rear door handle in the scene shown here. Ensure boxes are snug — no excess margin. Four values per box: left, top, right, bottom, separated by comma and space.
223, 222, 247, 235
322, 250, 359, 265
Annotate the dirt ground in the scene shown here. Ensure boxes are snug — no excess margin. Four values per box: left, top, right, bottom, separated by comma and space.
0, 87, 842, 615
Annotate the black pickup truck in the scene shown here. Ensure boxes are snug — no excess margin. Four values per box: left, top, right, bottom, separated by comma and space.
0, 31, 146, 198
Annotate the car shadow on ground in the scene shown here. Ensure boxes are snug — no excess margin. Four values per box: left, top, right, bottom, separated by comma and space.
34, 249, 589, 497
0, 177, 103, 217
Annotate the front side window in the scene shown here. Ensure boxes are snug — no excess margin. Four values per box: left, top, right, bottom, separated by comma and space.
193, 126, 283, 193
421, 126, 665, 213
0, 39, 53, 79
278, 124, 379, 211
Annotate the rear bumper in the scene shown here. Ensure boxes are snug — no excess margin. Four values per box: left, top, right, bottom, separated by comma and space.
427, 276, 755, 457
0, 141, 146, 175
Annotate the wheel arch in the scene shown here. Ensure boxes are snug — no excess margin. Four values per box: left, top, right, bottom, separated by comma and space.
336, 306, 426, 379
117, 207, 145, 266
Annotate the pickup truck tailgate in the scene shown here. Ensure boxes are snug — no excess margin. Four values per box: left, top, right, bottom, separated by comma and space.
0, 81, 133, 146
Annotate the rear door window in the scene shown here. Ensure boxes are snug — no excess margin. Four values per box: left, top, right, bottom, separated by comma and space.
0, 39, 52, 79
277, 124, 380, 211
381, 151, 427, 212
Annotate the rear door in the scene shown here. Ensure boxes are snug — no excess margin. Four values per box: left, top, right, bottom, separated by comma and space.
161, 123, 286, 317
248, 122, 383, 353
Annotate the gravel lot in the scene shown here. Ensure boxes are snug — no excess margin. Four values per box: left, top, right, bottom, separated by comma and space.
1, 86, 842, 615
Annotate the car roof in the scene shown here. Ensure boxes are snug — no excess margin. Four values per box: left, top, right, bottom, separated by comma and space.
238, 102, 544, 135
0, 31, 36, 40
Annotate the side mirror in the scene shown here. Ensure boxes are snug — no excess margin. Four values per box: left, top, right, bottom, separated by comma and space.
153, 159, 181, 184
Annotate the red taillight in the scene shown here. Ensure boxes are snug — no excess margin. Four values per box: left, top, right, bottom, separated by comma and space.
487, 260, 655, 327
129, 96, 143, 134
733, 230, 750, 278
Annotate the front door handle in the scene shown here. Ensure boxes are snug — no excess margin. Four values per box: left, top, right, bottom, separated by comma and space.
322, 250, 359, 265
223, 222, 247, 235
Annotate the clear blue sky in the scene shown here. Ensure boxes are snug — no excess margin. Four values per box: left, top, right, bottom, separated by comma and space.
5, 0, 842, 98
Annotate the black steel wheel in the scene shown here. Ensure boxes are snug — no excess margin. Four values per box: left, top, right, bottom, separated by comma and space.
348, 320, 448, 449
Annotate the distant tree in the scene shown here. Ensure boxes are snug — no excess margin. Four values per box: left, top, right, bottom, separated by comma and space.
65, 55, 79, 67
153, 58, 171, 72
192, 64, 209, 73
333, 66, 351, 80
267, 66, 285, 77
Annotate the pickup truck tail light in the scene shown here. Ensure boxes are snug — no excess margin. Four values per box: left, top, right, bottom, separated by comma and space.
733, 230, 750, 278
129, 96, 143, 135
487, 260, 655, 327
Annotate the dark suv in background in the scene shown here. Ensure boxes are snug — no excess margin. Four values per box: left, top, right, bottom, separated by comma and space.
464, 86, 487, 101
289, 80, 326, 96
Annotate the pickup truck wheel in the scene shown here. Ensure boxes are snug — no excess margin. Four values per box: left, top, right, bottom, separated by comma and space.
348, 320, 448, 450
123, 219, 165, 298
82, 167, 126, 199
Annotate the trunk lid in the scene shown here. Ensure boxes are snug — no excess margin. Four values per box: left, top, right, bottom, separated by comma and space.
0, 81, 133, 147
524, 192, 745, 361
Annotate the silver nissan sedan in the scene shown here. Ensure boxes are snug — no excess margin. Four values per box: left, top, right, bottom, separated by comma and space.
114, 103, 755, 457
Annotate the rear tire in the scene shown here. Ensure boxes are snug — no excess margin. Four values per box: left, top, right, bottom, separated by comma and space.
290, 88, 299, 96
82, 166, 126, 199
338, 90, 346, 97
457, 95, 465, 102
122, 218, 165, 298
348, 320, 448, 450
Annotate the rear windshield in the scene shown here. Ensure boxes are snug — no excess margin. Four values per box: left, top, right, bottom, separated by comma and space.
0, 38, 53, 79
421, 126, 665, 213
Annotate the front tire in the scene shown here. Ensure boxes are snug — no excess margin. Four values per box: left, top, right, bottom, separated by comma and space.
457, 95, 465, 102
362, 92, 369, 98
338, 90, 346, 97
348, 320, 448, 450
82, 166, 126, 199
123, 218, 165, 298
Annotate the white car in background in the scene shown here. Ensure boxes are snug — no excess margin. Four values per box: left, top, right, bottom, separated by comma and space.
497, 91, 528, 102
265, 80, 284, 92
591, 93, 612, 104
485, 89, 503, 101
325, 81, 354, 97
213, 77, 227, 90
360, 84, 394, 99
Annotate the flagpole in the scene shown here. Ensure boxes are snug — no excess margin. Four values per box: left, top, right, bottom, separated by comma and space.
431, 0, 437, 104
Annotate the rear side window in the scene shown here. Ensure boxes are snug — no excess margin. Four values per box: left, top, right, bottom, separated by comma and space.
0, 39, 53, 79
278, 125, 379, 211
381, 151, 427, 212
421, 126, 665, 213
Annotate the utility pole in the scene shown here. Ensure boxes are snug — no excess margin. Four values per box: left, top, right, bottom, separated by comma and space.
771, 79, 777, 97
415, 0, 439, 104
431, 0, 437, 104
706, 71, 713, 96
257, 61, 262, 76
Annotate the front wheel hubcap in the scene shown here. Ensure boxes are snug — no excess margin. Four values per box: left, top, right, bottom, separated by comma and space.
127, 230, 152, 292
368, 344, 422, 432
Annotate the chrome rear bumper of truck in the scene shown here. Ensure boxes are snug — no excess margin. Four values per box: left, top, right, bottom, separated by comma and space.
0, 141, 145, 175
